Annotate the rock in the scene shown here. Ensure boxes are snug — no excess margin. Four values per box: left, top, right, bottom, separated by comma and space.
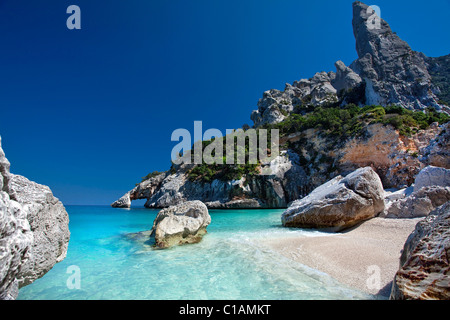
281, 167, 385, 231
250, 2, 447, 128
413, 166, 450, 192
0, 137, 70, 299
390, 202, 450, 300
0, 192, 33, 300
9, 174, 70, 287
111, 192, 131, 208
150, 201, 211, 249
421, 123, 450, 168
350, 2, 442, 111
383, 186, 450, 218
0, 138, 33, 300
331, 60, 362, 93
112, 173, 166, 208
113, 2, 450, 211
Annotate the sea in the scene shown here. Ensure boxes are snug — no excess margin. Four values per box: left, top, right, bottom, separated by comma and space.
17, 205, 373, 300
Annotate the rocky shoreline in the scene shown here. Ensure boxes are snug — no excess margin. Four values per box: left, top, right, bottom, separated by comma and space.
110, 1, 450, 300
273, 165, 450, 299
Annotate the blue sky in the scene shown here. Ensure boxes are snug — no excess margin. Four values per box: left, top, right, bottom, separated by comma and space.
0, 0, 449, 205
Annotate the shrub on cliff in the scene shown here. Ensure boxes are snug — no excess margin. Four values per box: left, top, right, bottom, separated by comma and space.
273, 104, 449, 139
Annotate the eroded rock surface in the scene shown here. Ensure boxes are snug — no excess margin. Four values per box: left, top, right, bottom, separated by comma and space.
150, 201, 211, 249
390, 202, 450, 300
281, 167, 385, 231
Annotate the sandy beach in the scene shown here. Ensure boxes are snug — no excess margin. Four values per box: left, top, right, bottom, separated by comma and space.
261, 217, 422, 298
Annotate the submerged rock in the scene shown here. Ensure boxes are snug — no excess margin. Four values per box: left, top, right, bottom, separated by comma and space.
150, 201, 211, 249
281, 167, 385, 231
390, 202, 450, 300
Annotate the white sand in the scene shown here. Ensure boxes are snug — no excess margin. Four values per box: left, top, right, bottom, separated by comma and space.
261, 217, 421, 297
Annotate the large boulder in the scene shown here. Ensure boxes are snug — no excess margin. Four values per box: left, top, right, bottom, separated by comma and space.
413, 166, 450, 193
281, 167, 385, 231
150, 200, 211, 249
9, 174, 70, 287
0, 137, 70, 299
0, 192, 33, 300
390, 202, 450, 300
0, 138, 33, 300
383, 186, 450, 218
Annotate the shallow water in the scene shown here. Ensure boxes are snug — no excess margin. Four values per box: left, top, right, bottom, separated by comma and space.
17, 206, 372, 300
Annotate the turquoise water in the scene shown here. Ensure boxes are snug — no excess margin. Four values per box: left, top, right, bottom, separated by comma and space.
17, 206, 372, 300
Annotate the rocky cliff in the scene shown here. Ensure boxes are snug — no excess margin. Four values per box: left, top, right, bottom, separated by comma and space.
0, 137, 70, 300
251, 2, 448, 128
112, 1, 450, 209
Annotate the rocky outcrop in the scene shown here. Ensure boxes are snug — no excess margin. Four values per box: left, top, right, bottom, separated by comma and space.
350, 2, 443, 112
390, 202, 450, 300
0, 137, 70, 299
150, 201, 211, 249
113, 150, 310, 209
9, 174, 70, 287
251, 70, 342, 128
281, 167, 385, 231
112, 121, 448, 209
413, 166, 450, 192
332, 60, 363, 93
0, 138, 33, 300
112, 173, 166, 208
0, 138, 32, 300
113, 2, 450, 210
383, 186, 450, 218
421, 123, 450, 169
250, 2, 447, 128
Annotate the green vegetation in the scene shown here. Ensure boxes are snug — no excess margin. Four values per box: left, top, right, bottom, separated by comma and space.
141, 171, 164, 182
187, 134, 262, 183
270, 104, 449, 139
183, 103, 449, 184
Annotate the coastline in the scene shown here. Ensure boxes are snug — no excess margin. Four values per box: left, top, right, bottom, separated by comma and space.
260, 217, 422, 298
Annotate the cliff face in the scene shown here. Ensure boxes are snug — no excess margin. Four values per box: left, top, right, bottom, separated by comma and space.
251, 2, 448, 128
0, 138, 70, 300
112, 1, 450, 209
113, 121, 448, 209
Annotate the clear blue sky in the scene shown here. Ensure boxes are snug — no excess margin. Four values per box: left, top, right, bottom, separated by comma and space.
0, 0, 449, 205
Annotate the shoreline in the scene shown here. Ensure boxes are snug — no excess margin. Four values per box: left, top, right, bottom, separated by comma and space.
260, 217, 422, 298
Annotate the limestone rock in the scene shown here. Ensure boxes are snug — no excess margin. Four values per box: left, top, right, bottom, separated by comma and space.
390, 202, 450, 300
350, 2, 442, 111
413, 166, 450, 192
150, 201, 211, 249
0, 137, 70, 299
281, 167, 385, 231
421, 123, 450, 169
383, 186, 450, 218
0, 192, 32, 300
112, 173, 166, 208
331, 60, 362, 93
9, 174, 70, 287
111, 192, 131, 208
0, 138, 33, 300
